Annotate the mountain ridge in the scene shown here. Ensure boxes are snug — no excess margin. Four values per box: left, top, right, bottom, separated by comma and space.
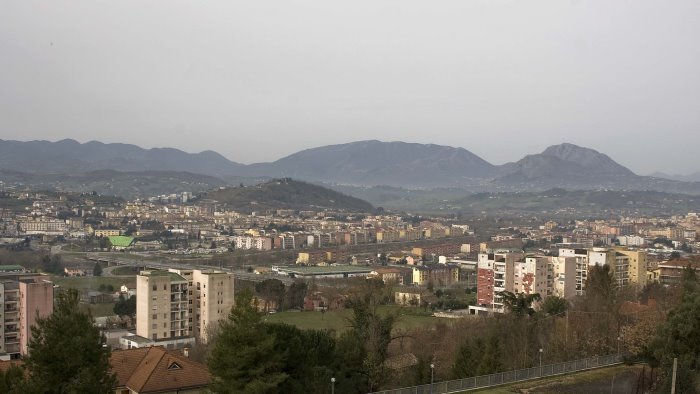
1, 138, 698, 194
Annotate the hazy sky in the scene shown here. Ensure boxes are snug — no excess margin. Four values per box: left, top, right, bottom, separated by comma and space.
1, 1, 698, 174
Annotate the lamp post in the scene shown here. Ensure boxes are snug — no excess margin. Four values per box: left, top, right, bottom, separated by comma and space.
539, 348, 543, 376
430, 363, 435, 394
331, 377, 335, 394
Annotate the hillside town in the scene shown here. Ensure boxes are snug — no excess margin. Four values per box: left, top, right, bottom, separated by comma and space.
0, 186, 699, 392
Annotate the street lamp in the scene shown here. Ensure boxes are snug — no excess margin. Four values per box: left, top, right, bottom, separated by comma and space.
539, 348, 543, 376
430, 363, 435, 394
617, 336, 621, 357
331, 377, 335, 394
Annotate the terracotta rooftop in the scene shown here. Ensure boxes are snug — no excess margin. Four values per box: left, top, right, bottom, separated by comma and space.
111, 347, 210, 393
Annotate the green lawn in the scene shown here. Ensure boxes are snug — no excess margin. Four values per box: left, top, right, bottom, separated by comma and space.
111, 266, 142, 276
80, 302, 117, 317
264, 305, 442, 333
51, 275, 135, 291
467, 364, 640, 394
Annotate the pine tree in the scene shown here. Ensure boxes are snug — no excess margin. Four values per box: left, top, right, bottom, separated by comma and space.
23, 289, 115, 393
452, 340, 478, 378
208, 290, 287, 393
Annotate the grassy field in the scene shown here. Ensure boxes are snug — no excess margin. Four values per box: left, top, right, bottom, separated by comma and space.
468, 364, 645, 394
111, 266, 142, 276
79, 302, 117, 317
51, 275, 135, 291
264, 305, 444, 333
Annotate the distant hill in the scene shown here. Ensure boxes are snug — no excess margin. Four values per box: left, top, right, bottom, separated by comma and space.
0, 139, 244, 177
242, 140, 496, 187
649, 171, 700, 183
2, 139, 699, 194
0, 169, 226, 199
202, 178, 374, 213
494, 143, 643, 189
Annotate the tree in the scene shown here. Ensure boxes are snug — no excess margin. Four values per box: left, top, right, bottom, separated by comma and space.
23, 289, 115, 393
346, 293, 397, 391
93, 262, 102, 277
255, 279, 286, 312
652, 265, 700, 392
541, 296, 568, 316
0, 363, 26, 393
498, 291, 541, 317
452, 339, 479, 378
285, 282, 308, 310
113, 295, 136, 318
208, 290, 287, 393
40, 255, 64, 275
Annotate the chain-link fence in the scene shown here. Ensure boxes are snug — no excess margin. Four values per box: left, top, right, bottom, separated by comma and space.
369, 354, 622, 394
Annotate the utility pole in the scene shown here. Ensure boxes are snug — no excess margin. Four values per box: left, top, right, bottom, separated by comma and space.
671, 357, 677, 394
430, 363, 435, 394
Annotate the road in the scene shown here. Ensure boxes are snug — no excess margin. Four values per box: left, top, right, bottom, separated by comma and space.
85, 252, 295, 284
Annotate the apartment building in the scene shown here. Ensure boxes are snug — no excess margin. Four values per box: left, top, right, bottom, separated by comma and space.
232, 235, 272, 251
513, 256, 550, 297
0, 276, 54, 359
476, 252, 523, 310
559, 247, 647, 294
168, 269, 235, 342
411, 265, 459, 286
135, 271, 190, 342
559, 248, 590, 296
615, 249, 648, 290
550, 256, 577, 299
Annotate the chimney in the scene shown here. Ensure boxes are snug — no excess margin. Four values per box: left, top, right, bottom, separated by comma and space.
183, 347, 189, 358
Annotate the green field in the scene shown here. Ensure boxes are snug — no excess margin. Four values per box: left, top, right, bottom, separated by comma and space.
264, 305, 443, 333
111, 266, 142, 276
51, 275, 135, 291
468, 364, 643, 394
80, 302, 117, 317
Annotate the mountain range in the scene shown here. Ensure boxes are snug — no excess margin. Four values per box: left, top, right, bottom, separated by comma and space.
0, 138, 698, 195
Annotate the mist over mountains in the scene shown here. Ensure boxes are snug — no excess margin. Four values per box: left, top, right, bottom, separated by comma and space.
1, 138, 698, 195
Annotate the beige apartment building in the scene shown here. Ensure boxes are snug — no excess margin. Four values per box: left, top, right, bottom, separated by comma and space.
559, 247, 647, 295
136, 271, 190, 342
167, 269, 235, 342
615, 249, 648, 290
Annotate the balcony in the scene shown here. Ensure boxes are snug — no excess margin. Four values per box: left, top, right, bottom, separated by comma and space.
5, 336, 19, 344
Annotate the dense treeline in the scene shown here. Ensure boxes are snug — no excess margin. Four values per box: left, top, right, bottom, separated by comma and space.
207, 265, 697, 393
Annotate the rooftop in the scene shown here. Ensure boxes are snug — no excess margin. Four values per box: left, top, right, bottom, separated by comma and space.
139, 271, 187, 283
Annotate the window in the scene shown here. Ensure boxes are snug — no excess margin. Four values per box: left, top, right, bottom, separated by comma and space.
152, 285, 157, 291
151, 323, 157, 329
152, 314, 157, 320
163, 285, 167, 290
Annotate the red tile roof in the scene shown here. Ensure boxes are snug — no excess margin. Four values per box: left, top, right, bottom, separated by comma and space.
111, 347, 210, 393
